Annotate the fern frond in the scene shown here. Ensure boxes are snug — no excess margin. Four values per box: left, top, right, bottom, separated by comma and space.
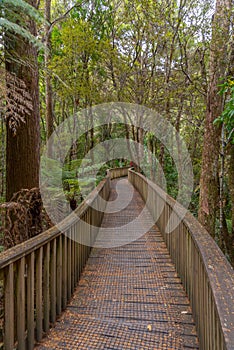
1, 0, 44, 24
0, 18, 44, 50
0, 67, 33, 135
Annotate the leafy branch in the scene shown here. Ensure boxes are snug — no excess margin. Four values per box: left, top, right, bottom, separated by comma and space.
0, 0, 44, 23
214, 77, 234, 144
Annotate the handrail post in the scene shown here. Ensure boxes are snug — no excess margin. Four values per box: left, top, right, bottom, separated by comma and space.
16, 257, 26, 350
27, 252, 35, 349
50, 239, 57, 324
56, 235, 62, 315
36, 247, 43, 342
4, 263, 14, 350
43, 243, 50, 333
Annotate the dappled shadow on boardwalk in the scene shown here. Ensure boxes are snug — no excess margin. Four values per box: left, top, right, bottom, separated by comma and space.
35, 179, 199, 349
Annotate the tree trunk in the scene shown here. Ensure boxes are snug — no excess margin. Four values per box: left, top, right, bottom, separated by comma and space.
147, 137, 154, 180
228, 144, 234, 258
5, 0, 40, 201
198, 0, 231, 236
45, 0, 53, 155
158, 143, 165, 188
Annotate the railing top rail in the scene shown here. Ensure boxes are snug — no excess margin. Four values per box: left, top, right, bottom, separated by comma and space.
129, 169, 234, 348
107, 166, 130, 178
129, 169, 234, 268
0, 177, 109, 270
107, 166, 131, 171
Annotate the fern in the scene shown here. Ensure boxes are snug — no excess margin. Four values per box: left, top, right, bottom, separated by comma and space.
0, 18, 44, 50
1, 0, 44, 24
0, 67, 33, 135
0, 0, 44, 134
0, 0, 45, 50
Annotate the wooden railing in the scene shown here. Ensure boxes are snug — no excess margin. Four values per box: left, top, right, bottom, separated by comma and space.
128, 169, 234, 350
107, 166, 130, 179
1, 166, 233, 350
0, 177, 110, 350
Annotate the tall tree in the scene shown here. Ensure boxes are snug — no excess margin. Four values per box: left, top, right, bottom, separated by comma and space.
44, 0, 54, 154
4, 0, 40, 200
198, 0, 231, 235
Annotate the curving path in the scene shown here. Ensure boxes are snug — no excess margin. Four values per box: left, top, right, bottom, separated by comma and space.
35, 179, 199, 349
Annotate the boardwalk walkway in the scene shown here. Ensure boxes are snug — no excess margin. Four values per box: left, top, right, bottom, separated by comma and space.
36, 179, 199, 349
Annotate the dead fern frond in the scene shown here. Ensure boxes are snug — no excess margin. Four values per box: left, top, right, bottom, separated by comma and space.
0, 188, 53, 250
0, 67, 33, 135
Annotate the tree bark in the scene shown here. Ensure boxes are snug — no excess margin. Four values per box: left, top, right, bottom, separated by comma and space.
198, 0, 231, 236
45, 0, 53, 155
5, 0, 40, 201
228, 144, 234, 257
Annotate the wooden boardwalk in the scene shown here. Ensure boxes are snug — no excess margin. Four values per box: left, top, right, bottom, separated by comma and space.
35, 179, 199, 349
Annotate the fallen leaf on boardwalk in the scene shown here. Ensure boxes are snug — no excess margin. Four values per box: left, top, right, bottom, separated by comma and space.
147, 324, 152, 331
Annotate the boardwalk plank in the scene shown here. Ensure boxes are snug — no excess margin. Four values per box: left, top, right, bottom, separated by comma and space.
35, 178, 199, 350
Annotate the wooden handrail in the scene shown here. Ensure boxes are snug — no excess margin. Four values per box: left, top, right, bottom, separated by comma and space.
0, 176, 111, 349
2, 165, 233, 350
128, 169, 234, 350
107, 166, 130, 179
0, 178, 109, 270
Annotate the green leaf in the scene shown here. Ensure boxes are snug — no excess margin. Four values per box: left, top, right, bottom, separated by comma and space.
0, 18, 44, 49
1, 0, 44, 24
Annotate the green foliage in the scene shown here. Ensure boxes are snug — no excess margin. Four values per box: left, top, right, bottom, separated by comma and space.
50, 17, 105, 106
0, 18, 44, 49
189, 189, 200, 217
0, 0, 44, 49
164, 153, 179, 199
215, 78, 234, 143
41, 157, 63, 189
1, 0, 44, 23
